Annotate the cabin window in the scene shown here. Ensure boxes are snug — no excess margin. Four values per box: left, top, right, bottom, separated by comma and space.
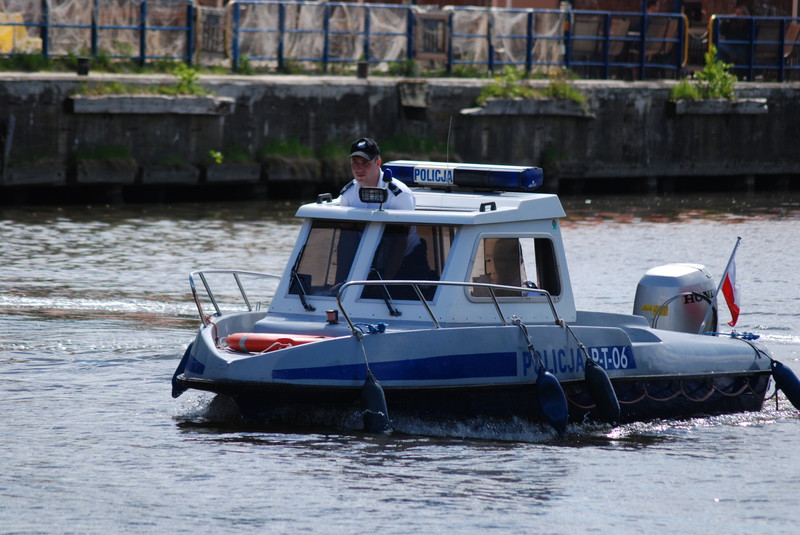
469, 237, 561, 298
362, 224, 457, 301
289, 220, 366, 296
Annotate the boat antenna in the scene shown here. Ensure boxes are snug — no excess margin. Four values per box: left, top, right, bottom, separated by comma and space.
446, 115, 453, 166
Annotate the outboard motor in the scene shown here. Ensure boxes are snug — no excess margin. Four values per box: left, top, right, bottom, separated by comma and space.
633, 263, 716, 333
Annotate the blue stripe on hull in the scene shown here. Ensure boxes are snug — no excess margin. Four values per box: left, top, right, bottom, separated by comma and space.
272, 351, 518, 381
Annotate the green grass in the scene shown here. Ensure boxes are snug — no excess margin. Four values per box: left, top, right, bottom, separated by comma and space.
222, 145, 253, 164
477, 67, 586, 106
477, 67, 537, 104
260, 138, 315, 159
540, 79, 587, 105
316, 141, 348, 160
156, 154, 186, 167
670, 79, 702, 100
0, 53, 52, 72
73, 64, 210, 97
73, 144, 132, 161
380, 134, 448, 156
671, 45, 736, 101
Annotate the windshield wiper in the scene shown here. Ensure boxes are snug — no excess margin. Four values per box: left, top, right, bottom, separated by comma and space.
290, 245, 315, 311
371, 268, 401, 317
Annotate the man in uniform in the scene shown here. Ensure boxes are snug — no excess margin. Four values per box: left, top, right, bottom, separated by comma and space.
338, 137, 416, 210
339, 138, 433, 299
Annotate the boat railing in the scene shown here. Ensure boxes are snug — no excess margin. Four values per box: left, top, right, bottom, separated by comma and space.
190, 271, 563, 332
190, 269, 282, 326
336, 279, 561, 334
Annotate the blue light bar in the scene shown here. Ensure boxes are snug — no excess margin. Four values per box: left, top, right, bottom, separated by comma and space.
384, 160, 543, 192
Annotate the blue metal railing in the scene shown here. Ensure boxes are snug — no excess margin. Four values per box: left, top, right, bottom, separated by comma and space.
443, 8, 685, 79
562, 11, 686, 79
1, 1, 798, 81
711, 15, 800, 81
1, 0, 195, 65
230, 1, 413, 73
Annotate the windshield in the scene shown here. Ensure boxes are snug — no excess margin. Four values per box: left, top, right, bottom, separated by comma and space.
362, 224, 457, 301
289, 220, 366, 296
469, 237, 561, 298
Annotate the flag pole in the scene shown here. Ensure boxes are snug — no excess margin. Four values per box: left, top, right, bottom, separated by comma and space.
698, 236, 742, 335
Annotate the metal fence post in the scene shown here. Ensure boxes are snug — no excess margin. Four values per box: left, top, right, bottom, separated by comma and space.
746, 17, 755, 81
638, 14, 647, 80
364, 7, 371, 64
525, 10, 534, 74
186, 2, 195, 66
710, 14, 720, 77
778, 18, 786, 82
232, 1, 240, 72
487, 10, 494, 73
564, 15, 572, 71
278, 2, 285, 72
407, 8, 414, 61
41, 0, 49, 59
675, 15, 684, 76
140, 0, 148, 67
322, 4, 330, 73
91, 0, 99, 57
602, 13, 611, 79
446, 11, 453, 74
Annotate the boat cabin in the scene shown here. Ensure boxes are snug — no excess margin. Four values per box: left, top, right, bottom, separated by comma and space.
261, 161, 577, 333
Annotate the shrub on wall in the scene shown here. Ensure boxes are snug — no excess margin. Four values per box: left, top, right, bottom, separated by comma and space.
671, 45, 736, 101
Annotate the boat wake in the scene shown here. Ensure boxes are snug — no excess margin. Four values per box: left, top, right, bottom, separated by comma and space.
172, 391, 799, 445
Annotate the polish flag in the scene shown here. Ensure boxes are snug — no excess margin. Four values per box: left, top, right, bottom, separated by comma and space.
721, 259, 740, 327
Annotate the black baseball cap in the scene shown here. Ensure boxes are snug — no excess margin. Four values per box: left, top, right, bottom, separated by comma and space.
349, 138, 380, 161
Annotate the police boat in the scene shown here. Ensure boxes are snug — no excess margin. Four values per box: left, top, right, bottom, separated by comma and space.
172, 161, 800, 433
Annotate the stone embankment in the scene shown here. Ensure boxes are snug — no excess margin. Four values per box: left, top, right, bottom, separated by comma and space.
1, 72, 798, 204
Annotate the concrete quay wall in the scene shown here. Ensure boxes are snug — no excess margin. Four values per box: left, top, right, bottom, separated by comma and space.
1, 73, 798, 202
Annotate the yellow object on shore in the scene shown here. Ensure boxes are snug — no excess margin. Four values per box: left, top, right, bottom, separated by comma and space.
0, 12, 42, 54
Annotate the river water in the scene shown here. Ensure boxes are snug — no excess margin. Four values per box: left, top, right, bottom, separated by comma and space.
2, 192, 799, 533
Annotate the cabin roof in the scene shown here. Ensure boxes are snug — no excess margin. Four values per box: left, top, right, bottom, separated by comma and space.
296, 190, 565, 225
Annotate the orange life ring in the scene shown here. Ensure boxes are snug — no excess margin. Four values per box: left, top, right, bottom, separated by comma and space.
224, 333, 329, 353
